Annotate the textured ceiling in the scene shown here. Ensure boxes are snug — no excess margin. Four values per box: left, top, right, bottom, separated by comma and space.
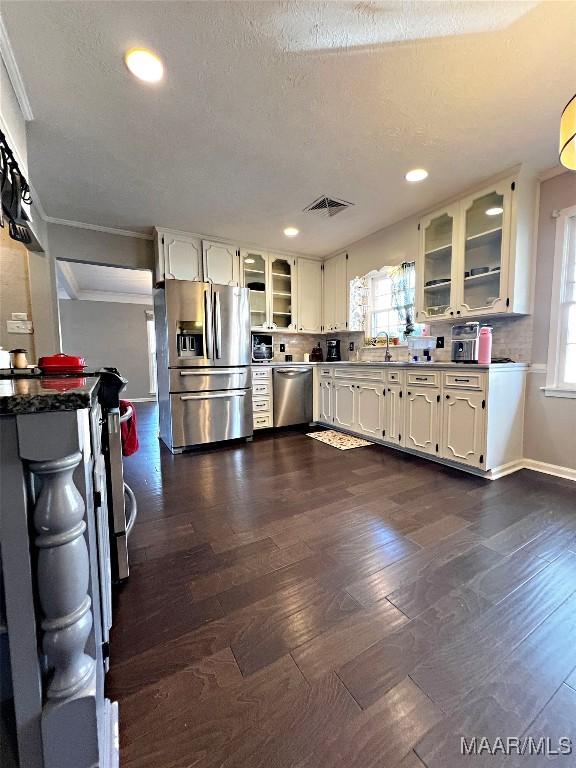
3, 1, 575, 256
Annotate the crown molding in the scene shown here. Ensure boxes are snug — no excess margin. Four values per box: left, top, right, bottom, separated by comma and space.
538, 164, 570, 182
45, 216, 153, 240
0, 14, 33, 121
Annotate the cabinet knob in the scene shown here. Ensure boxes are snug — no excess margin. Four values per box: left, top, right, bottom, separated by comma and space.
408, 391, 412, 396
450, 311, 454, 316
446, 394, 450, 399
456, 310, 461, 315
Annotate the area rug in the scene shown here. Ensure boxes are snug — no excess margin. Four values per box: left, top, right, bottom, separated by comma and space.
306, 430, 372, 450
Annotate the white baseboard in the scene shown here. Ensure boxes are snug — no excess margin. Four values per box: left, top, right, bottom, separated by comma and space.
488, 460, 526, 480
522, 459, 576, 482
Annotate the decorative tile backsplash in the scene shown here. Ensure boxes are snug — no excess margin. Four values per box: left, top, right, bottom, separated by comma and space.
266, 313, 534, 364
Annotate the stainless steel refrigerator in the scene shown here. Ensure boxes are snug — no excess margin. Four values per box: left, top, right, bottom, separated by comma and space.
154, 280, 253, 452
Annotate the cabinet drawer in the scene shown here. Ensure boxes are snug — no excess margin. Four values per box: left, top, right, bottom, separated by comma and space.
252, 367, 272, 380
319, 367, 333, 377
386, 370, 403, 383
406, 371, 439, 387
444, 372, 485, 390
252, 397, 271, 412
253, 414, 271, 429
252, 381, 271, 396
334, 367, 384, 381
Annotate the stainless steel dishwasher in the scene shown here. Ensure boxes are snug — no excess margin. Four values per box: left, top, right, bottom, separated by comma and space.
273, 367, 313, 427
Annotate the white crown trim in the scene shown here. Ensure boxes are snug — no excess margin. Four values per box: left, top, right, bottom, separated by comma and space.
0, 15, 33, 121
45, 216, 153, 240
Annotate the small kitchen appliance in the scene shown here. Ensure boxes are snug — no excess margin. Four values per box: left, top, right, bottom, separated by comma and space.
252, 333, 273, 362
451, 322, 480, 363
326, 339, 341, 362
310, 344, 323, 362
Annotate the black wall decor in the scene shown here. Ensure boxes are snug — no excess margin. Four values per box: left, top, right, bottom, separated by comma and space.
0, 130, 32, 244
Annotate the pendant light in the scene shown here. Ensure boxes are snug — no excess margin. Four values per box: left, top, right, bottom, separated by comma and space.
560, 94, 576, 170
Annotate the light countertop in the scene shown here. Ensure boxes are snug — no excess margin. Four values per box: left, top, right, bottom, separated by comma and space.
252, 361, 528, 370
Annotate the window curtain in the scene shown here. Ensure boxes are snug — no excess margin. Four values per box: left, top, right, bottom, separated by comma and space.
349, 275, 369, 332
390, 261, 416, 338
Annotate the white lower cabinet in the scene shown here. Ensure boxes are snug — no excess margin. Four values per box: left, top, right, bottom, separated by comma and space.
318, 379, 333, 423
333, 381, 356, 429
315, 365, 526, 476
404, 386, 440, 456
440, 389, 486, 467
356, 383, 384, 438
383, 383, 404, 446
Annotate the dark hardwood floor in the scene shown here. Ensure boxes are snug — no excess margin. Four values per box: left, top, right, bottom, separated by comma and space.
107, 403, 576, 767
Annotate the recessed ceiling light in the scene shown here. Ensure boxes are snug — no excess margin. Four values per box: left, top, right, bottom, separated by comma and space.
405, 168, 428, 183
485, 207, 504, 216
124, 48, 164, 83
244, 257, 255, 264
283, 227, 299, 237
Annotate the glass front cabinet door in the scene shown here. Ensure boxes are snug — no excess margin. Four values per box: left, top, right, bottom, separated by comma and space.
458, 182, 511, 316
417, 206, 458, 321
241, 250, 269, 329
269, 256, 297, 331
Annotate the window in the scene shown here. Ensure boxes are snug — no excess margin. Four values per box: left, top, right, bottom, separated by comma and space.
545, 204, 576, 397
145, 310, 157, 396
366, 265, 422, 341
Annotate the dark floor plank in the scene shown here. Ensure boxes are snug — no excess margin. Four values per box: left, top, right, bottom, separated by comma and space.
121, 654, 306, 768
386, 545, 503, 619
337, 586, 491, 709
296, 678, 442, 768
292, 598, 409, 682
345, 528, 482, 606
410, 552, 576, 712
111, 405, 576, 768
415, 592, 576, 767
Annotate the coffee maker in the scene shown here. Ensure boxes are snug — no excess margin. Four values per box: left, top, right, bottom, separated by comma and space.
326, 339, 341, 362
451, 322, 480, 363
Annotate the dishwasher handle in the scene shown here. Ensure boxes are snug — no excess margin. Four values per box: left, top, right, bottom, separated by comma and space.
275, 368, 311, 375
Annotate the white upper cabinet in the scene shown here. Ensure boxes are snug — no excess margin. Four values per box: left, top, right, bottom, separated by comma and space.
323, 252, 348, 332
416, 205, 459, 322
202, 240, 240, 285
270, 255, 297, 331
241, 251, 297, 331
415, 169, 538, 321
297, 258, 323, 333
241, 249, 270, 330
155, 229, 202, 284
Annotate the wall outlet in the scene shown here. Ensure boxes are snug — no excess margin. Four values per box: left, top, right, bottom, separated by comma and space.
279, 343, 286, 353
349, 342, 354, 351
6, 320, 33, 334
436, 336, 445, 349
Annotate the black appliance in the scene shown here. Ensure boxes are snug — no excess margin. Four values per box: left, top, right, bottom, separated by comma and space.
252, 333, 273, 362
326, 339, 341, 362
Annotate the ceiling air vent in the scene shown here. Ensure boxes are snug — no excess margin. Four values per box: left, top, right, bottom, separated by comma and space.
303, 196, 354, 218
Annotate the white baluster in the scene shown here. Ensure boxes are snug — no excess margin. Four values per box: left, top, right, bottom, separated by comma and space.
30, 452, 95, 699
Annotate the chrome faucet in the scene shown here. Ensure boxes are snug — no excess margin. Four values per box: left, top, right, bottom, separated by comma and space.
381, 332, 393, 362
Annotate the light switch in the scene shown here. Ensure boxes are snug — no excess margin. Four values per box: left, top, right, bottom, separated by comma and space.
11, 312, 28, 321
6, 320, 34, 334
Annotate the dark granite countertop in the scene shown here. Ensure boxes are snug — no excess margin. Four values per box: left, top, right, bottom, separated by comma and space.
0, 376, 100, 415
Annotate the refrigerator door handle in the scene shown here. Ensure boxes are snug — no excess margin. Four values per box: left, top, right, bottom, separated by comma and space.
204, 289, 214, 359
214, 291, 222, 359
179, 391, 246, 401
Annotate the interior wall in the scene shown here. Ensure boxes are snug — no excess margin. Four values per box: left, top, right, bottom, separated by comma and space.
48, 223, 153, 271
523, 171, 576, 470
0, 226, 35, 361
59, 299, 154, 400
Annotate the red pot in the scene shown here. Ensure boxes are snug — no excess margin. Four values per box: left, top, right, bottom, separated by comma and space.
38, 352, 86, 374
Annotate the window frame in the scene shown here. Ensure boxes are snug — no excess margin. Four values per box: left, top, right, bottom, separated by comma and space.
365, 266, 421, 342
544, 203, 576, 398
